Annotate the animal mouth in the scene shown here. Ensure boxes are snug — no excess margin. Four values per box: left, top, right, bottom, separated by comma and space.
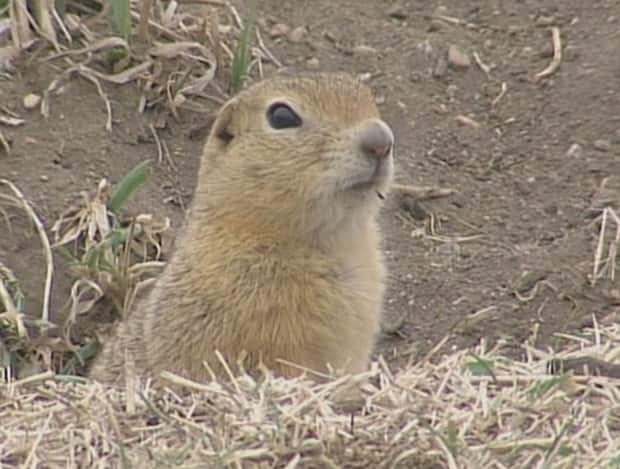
348, 158, 392, 198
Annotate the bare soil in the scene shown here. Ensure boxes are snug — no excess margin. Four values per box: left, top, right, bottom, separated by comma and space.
1, 0, 619, 374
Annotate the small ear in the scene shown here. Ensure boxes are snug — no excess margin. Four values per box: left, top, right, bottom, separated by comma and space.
207, 99, 237, 150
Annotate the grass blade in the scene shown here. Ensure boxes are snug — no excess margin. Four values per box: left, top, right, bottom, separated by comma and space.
111, 0, 131, 41
229, 0, 256, 94
108, 160, 152, 214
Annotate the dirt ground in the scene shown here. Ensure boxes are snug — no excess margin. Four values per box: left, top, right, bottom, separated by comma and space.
1, 0, 619, 374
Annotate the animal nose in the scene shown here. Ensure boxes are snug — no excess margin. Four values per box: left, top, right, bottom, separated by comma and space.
357, 119, 394, 160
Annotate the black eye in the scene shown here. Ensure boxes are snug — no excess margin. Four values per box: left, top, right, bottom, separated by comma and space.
267, 103, 302, 129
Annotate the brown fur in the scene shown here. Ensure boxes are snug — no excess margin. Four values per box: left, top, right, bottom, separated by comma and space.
89, 73, 394, 386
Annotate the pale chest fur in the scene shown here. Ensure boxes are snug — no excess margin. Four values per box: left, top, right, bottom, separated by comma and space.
142, 219, 386, 379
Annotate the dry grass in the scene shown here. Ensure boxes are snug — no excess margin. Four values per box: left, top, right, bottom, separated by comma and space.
1, 322, 619, 467
2, 0, 277, 132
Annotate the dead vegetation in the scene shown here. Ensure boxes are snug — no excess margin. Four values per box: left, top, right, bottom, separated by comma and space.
1, 321, 619, 467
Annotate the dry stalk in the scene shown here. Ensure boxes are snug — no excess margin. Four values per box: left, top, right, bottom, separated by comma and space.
9, 0, 33, 49
2, 321, 620, 467
392, 183, 456, 200
0, 272, 27, 337
472, 51, 490, 76
0, 179, 54, 333
534, 27, 562, 82
491, 82, 507, 106
0, 129, 10, 154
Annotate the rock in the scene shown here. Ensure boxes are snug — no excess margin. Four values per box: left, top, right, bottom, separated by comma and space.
566, 143, 583, 158
455, 115, 480, 129
593, 139, 612, 152
306, 57, 320, 69
353, 45, 378, 57
535, 15, 556, 26
447, 45, 470, 69
416, 39, 433, 56
40, 175, 49, 182
410, 72, 422, 82
287, 26, 306, 43
23, 93, 41, 110
387, 4, 408, 20
269, 23, 290, 38
446, 84, 458, 98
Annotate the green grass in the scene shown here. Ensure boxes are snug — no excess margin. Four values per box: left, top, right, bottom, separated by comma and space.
229, 0, 256, 94
107, 159, 152, 214
111, 0, 131, 41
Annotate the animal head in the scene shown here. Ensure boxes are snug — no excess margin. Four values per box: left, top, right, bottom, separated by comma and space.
200, 73, 395, 236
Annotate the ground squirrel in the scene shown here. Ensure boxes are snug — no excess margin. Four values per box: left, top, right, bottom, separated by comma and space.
89, 73, 395, 386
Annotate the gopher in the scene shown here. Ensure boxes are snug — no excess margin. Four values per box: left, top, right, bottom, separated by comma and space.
89, 73, 395, 386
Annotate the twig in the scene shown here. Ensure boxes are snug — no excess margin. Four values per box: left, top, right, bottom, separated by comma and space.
0, 129, 10, 154
78, 60, 153, 86
0, 274, 27, 337
491, 82, 507, 106
23, 412, 53, 467
159, 370, 213, 392
534, 27, 562, 82
227, 3, 243, 30
0, 179, 54, 333
78, 68, 113, 131
161, 138, 175, 172
138, 0, 153, 44
547, 357, 620, 379
393, 183, 456, 200
3, 370, 55, 387
148, 123, 164, 164
472, 51, 490, 77
148, 124, 176, 172
455, 115, 481, 129
433, 14, 465, 26
43, 37, 128, 62
255, 27, 282, 68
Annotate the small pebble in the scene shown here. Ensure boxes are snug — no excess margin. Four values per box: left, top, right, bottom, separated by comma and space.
353, 45, 378, 57
40, 175, 49, 182
287, 26, 306, 43
256, 17, 268, 30
269, 23, 290, 38
593, 139, 611, 152
23, 93, 41, 110
566, 143, 583, 158
416, 39, 433, 56
387, 4, 408, 20
428, 19, 442, 32
446, 84, 458, 98
535, 15, 556, 26
447, 45, 470, 68
306, 57, 320, 69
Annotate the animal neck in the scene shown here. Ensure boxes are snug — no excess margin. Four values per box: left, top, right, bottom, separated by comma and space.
187, 197, 375, 258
